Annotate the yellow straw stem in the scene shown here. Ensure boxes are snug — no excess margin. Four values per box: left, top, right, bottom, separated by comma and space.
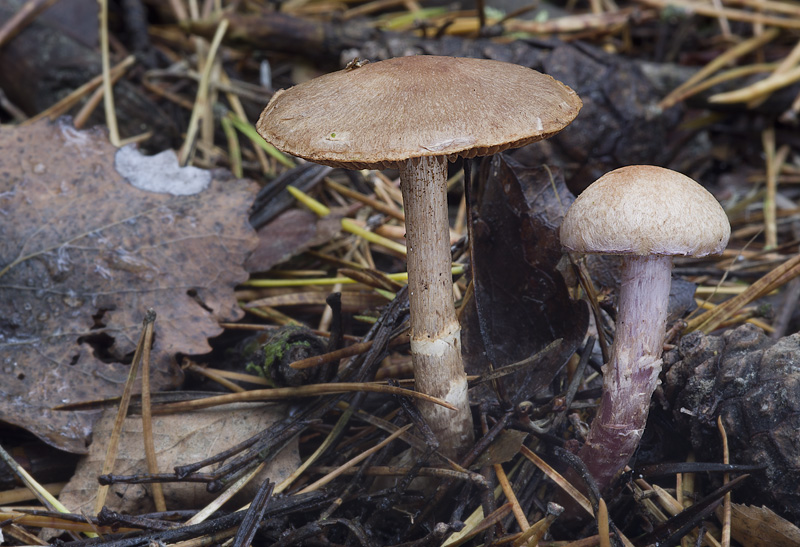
245, 265, 465, 288
341, 218, 407, 255
287, 185, 407, 255
710, 65, 800, 103
287, 185, 331, 217
227, 111, 294, 168
179, 17, 229, 165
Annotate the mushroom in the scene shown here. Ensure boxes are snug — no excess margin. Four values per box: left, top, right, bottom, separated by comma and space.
560, 165, 730, 491
257, 55, 581, 458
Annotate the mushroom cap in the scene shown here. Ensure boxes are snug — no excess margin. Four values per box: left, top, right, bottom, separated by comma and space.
560, 165, 730, 257
256, 55, 581, 170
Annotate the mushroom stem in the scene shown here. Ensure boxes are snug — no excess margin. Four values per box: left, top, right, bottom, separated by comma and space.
399, 155, 474, 458
578, 254, 672, 491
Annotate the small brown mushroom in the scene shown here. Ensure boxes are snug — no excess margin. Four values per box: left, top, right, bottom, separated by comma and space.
560, 165, 731, 491
258, 55, 581, 458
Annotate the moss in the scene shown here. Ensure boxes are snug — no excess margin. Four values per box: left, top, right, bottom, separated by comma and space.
243, 325, 326, 387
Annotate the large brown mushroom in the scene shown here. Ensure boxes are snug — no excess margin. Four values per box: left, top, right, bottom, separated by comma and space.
257, 55, 581, 458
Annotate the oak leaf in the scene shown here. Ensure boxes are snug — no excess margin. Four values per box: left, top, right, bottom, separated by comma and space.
58, 403, 300, 516
0, 119, 258, 453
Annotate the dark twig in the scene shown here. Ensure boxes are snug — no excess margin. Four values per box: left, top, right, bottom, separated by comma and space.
459, 409, 513, 470
96, 507, 178, 532
553, 446, 602, 515
389, 378, 439, 451
231, 479, 274, 547
58, 492, 329, 547
390, 522, 455, 547
635, 461, 766, 478
633, 475, 750, 546
552, 335, 595, 432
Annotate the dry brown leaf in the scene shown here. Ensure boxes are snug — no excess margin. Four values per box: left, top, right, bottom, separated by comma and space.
0, 119, 258, 453
463, 156, 588, 405
470, 429, 528, 469
245, 208, 341, 273
58, 403, 299, 515
726, 503, 800, 547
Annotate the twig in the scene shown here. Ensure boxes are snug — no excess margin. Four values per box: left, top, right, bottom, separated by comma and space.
442, 503, 513, 547
0, 88, 26, 121
513, 503, 563, 547
0, 510, 135, 535
275, 404, 355, 494
0, 0, 60, 48
710, 0, 731, 37
495, 462, 529, 532
685, 253, 800, 333
763, 127, 778, 249
0, 445, 69, 513
0, 483, 65, 505
325, 178, 406, 221
179, 17, 229, 165
717, 417, 731, 547
184, 361, 251, 391
74, 61, 130, 129
724, 0, 800, 16
286, 184, 408, 256
658, 28, 780, 109
139, 310, 166, 513
780, 89, 800, 123
504, 9, 642, 35
306, 465, 487, 485
343, 0, 410, 20
289, 332, 409, 370
22, 55, 136, 126
710, 65, 800, 103
573, 258, 610, 364
94, 311, 152, 514
150, 383, 458, 414
98, 0, 120, 146
298, 424, 412, 493
231, 480, 274, 547
597, 499, 611, 547
168, 0, 189, 22
748, 36, 800, 107
519, 445, 593, 516
763, 129, 790, 250
634, 0, 800, 29
666, 62, 776, 107
218, 71, 270, 173
220, 115, 243, 178
185, 463, 267, 526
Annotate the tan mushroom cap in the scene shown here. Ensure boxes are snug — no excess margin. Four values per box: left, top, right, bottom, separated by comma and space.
560, 165, 731, 257
256, 55, 582, 170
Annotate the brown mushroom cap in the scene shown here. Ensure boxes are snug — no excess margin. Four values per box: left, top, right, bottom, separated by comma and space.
560, 165, 731, 257
256, 55, 582, 170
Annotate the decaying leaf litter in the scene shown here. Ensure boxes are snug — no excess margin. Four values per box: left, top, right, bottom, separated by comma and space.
0, 119, 259, 451
1, 0, 800, 545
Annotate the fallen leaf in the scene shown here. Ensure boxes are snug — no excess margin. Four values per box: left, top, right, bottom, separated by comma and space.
471, 429, 528, 469
463, 154, 589, 405
58, 403, 300, 515
245, 208, 341, 273
249, 163, 332, 230
726, 503, 800, 547
0, 119, 258, 453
